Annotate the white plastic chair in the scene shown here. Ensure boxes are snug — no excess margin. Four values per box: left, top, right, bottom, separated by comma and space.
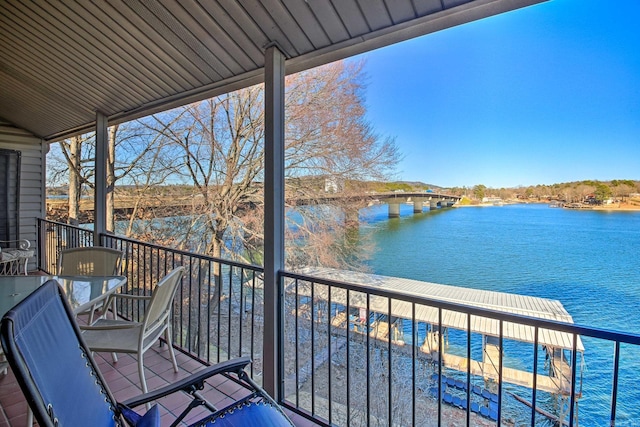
81, 267, 185, 393
58, 246, 123, 276
58, 246, 123, 323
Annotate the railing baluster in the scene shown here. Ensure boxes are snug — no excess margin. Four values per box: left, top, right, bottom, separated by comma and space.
366, 293, 371, 427
295, 278, 300, 407
438, 307, 442, 427
238, 267, 244, 358
228, 266, 233, 361
412, 303, 416, 427
466, 313, 471, 427
610, 341, 620, 426
531, 326, 539, 426
498, 320, 504, 425
187, 251, 193, 354
346, 289, 351, 426
569, 332, 578, 426
311, 281, 315, 416
250, 272, 256, 378
205, 259, 211, 362
388, 296, 392, 427
216, 260, 222, 363
328, 284, 332, 424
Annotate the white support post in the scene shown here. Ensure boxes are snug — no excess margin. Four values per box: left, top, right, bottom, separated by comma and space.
263, 44, 286, 399
389, 203, 400, 218
94, 111, 108, 245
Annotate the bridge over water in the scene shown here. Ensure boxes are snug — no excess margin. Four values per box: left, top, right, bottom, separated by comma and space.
289, 191, 462, 219
47, 192, 461, 222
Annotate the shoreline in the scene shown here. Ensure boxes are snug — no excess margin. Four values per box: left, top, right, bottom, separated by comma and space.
454, 201, 640, 212
592, 203, 640, 211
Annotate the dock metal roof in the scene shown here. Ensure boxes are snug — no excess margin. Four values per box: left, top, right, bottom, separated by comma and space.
0, 0, 545, 142
291, 267, 585, 352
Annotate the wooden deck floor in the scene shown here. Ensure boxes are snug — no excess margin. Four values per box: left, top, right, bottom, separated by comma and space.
0, 344, 319, 427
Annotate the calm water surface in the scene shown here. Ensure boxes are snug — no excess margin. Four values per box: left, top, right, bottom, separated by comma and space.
361, 203, 640, 426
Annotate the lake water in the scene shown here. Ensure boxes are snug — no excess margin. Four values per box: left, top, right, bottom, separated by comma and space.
360, 203, 640, 426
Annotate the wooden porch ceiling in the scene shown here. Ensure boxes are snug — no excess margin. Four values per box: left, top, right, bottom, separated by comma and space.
0, 0, 545, 143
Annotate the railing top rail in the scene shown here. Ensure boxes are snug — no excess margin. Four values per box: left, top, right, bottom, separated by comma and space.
39, 218, 91, 232
38, 219, 264, 273
281, 269, 640, 346
103, 234, 263, 272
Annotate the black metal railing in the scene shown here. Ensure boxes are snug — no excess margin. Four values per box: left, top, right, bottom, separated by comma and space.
38, 219, 640, 427
38, 219, 94, 273
38, 219, 264, 375
280, 270, 640, 427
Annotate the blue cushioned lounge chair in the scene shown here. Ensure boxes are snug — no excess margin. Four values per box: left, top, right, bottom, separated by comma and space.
0, 280, 294, 427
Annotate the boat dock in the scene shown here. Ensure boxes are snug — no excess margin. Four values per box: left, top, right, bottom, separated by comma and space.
289, 267, 584, 399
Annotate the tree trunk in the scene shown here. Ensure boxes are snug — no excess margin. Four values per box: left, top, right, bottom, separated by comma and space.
68, 136, 81, 226
105, 126, 117, 232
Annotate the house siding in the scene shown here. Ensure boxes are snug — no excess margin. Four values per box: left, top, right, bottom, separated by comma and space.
0, 120, 46, 271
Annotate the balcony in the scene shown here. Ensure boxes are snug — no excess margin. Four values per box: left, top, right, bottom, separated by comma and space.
0, 335, 317, 427
0, 219, 635, 426
2, 2, 635, 425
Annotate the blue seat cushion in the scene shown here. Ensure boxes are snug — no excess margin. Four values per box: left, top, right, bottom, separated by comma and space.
197, 397, 293, 427
120, 404, 160, 427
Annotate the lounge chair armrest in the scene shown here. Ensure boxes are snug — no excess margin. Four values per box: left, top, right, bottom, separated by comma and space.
120, 357, 252, 408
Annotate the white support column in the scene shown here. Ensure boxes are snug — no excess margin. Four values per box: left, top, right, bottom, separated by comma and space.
263, 44, 286, 400
430, 200, 439, 210
413, 199, 424, 213
94, 111, 108, 245
389, 203, 400, 218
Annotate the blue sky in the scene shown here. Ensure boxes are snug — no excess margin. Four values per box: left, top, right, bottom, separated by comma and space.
358, 0, 640, 188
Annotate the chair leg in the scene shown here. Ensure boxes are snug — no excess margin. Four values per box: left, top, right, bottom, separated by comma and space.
165, 328, 178, 372
138, 353, 148, 394
138, 353, 152, 411
111, 298, 118, 320
0, 351, 7, 375
88, 305, 96, 324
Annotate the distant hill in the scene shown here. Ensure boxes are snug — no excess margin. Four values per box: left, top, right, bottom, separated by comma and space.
398, 181, 443, 190
381, 181, 444, 192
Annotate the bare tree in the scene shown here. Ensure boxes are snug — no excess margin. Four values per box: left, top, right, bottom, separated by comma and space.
145, 60, 399, 269
48, 121, 180, 233
109, 120, 183, 238
67, 135, 84, 225
46, 134, 95, 225
47, 60, 399, 271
